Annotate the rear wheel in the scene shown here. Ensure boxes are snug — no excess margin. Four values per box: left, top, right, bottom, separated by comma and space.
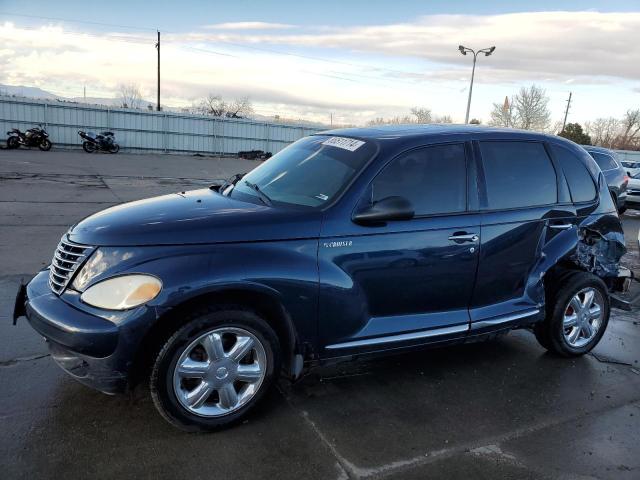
109, 143, 120, 154
82, 141, 96, 153
150, 306, 280, 431
534, 271, 609, 356
7, 136, 19, 149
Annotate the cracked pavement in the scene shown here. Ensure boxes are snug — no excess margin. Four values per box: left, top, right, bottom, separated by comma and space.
1, 149, 639, 479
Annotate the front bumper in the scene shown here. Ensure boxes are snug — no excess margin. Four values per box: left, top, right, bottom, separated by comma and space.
14, 270, 156, 394
625, 189, 640, 206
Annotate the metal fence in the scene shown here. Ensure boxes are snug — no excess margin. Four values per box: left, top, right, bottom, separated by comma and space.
0, 96, 325, 155
615, 150, 640, 163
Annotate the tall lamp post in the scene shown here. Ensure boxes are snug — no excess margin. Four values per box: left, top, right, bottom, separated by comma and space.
459, 45, 495, 123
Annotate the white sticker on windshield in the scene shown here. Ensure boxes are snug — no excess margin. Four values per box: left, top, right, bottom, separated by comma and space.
322, 137, 365, 152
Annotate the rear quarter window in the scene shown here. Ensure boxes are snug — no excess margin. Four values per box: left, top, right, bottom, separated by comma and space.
589, 151, 618, 171
479, 141, 558, 210
550, 144, 597, 203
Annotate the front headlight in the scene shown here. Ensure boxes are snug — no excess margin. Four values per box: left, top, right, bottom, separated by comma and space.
80, 274, 162, 310
73, 248, 139, 291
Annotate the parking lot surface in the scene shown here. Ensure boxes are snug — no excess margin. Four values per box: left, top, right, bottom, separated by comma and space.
1, 149, 639, 479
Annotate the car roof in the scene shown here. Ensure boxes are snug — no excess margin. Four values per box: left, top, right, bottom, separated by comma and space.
316, 124, 556, 142
581, 145, 614, 154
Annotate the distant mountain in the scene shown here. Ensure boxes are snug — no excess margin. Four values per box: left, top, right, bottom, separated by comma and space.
0, 84, 58, 99
0, 83, 330, 127
0, 84, 155, 109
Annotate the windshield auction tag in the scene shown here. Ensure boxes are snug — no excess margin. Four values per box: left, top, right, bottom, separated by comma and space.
322, 137, 365, 152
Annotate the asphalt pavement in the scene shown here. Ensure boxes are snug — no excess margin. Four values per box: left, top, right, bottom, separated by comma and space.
1, 148, 639, 479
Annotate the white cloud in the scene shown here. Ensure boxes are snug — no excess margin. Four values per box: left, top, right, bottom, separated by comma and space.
1, 11, 639, 124
185, 12, 640, 83
203, 22, 293, 30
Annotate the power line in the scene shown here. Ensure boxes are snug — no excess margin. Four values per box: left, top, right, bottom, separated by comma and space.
0, 12, 157, 32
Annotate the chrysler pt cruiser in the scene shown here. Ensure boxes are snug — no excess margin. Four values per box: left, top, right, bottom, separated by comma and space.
14, 125, 632, 431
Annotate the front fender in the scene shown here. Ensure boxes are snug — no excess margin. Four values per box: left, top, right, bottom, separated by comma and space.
79, 241, 320, 349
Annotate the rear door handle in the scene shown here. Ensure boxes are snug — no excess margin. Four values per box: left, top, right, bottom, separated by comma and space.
448, 233, 479, 243
549, 223, 573, 230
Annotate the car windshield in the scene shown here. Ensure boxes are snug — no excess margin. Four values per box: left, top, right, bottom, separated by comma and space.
226, 135, 376, 208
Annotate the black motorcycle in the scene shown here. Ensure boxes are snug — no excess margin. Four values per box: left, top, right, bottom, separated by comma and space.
6, 125, 52, 151
78, 130, 120, 153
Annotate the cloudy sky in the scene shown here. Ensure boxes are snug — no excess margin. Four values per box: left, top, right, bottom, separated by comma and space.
0, 0, 639, 125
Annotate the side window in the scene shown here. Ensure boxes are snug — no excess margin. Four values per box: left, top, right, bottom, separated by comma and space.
589, 152, 618, 171
372, 144, 467, 216
479, 141, 557, 210
550, 144, 596, 203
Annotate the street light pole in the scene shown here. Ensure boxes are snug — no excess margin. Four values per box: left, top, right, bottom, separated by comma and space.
459, 45, 495, 123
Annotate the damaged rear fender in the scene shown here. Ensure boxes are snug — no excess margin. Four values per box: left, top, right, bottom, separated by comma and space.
524, 214, 627, 311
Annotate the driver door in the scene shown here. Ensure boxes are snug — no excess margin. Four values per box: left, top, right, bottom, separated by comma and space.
318, 142, 480, 354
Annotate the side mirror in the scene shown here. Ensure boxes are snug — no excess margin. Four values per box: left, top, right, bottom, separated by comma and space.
353, 196, 414, 225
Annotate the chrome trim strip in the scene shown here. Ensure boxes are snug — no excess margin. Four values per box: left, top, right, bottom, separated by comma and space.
471, 308, 540, 330
325, 324, 469, 350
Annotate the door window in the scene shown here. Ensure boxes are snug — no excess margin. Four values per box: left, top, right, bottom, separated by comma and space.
479, 141, 557, 210
371, 144, 467, 216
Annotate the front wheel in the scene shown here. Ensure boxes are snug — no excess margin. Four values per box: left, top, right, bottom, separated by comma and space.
82, 141, 96, 153
39, 139, 52, 151
534, 271, 610, 357
7, 136, 19, 149
109, 143, 120, 154
150, 306, 280, 431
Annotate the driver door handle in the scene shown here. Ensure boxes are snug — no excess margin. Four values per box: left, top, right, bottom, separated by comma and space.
448, 233, 479, 243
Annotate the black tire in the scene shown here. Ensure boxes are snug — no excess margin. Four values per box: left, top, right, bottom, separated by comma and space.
150, 306, 280, 432
534, 271, 610, 357
82, 141, 96, 153
7, 136, 19, 149
38, 139, 52, 151
109, 143, 120, 154
618, 206, 626, 215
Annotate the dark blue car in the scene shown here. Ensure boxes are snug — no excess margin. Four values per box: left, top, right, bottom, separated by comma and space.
14, 125, 632, 431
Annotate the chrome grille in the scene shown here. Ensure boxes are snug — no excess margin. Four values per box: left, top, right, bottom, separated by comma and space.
49, 236, 93, 294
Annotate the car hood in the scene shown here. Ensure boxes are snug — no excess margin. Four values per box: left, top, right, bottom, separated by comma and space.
68, 188, 323, 246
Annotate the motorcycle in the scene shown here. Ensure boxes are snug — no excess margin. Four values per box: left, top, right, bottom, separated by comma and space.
78, 130, 120, 153
6, 125, 52, 151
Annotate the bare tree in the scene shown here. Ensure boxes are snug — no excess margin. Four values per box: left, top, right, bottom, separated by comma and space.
410, 107, 432, 123
489, 96, 516, 127
198, 94, 227, 116
585, 117, 620, 148
226, 96, 254, 118
489, 87, 550, 131
434, 114, 453, 124
367, 115, 414, 126
513, 85, 550, 131
618, 109, 640, 149
118, 83, 142, 109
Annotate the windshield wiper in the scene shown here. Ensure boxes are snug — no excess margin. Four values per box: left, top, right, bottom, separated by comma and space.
244, 180, 273, 206
212, 173, 245, 193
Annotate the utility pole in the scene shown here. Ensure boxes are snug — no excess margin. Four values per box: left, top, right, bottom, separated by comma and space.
330, 113, 333, 127
561, 92, 572, 132
155, 31, 161, 111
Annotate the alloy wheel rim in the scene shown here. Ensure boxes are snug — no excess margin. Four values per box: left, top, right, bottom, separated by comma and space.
173, 327, 267, 417
562, 287, 604, 348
